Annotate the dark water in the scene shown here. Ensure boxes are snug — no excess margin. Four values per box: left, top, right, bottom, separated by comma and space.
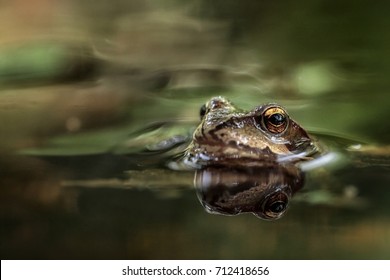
1, 0, 390, 259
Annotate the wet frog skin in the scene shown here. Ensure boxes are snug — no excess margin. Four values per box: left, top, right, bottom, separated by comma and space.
184, 96, 319, 168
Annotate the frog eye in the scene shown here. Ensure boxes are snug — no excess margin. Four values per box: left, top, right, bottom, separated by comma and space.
262, 192, 289, 219
199, 104, 207, 119
255, 191, 289, 220
261, 106, 289, 134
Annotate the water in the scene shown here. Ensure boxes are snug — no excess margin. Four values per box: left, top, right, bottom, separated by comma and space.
1, 0, 390, 259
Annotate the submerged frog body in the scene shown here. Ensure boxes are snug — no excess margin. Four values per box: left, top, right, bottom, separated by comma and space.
184, 96, 319, 168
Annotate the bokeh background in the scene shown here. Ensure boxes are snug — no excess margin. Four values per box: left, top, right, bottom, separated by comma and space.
1, 0, 389, 259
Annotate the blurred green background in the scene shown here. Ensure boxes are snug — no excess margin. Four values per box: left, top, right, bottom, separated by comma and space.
0, 0, 389, 259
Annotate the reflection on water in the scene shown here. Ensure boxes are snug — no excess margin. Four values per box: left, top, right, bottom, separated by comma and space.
1, 0, 390, 260
1, 128, 389, 259
195, 165, 303, 220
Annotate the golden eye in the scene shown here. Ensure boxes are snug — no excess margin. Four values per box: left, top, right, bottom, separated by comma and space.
262, 192, 289, 219
262, 106, 288, 134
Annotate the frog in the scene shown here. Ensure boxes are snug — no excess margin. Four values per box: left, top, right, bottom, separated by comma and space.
178, 96, 323, 219
183, 96, 320, 169
183, 97, 388, 220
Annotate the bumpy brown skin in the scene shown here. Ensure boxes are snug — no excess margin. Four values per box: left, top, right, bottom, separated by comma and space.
184, 96, 318, 168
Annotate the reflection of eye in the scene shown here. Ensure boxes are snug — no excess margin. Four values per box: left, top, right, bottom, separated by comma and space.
267, 200, 286, 214
260, 106, 289, 134
199, 104, 207, 119
259, 191, 289, 220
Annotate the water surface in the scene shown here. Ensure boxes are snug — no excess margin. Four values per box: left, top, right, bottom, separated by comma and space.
0, 0, 389, 259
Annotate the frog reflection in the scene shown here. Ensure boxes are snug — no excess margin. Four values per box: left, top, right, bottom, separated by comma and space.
185, 96, 319, 220
195, 165, 303, 220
